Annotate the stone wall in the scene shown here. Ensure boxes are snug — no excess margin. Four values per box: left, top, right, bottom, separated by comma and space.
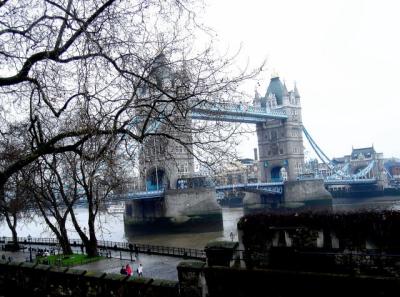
237, 210, 400, 252
3, 251, 400, 297
201, 265, 399, 297
0, 260, 178, 297
177, 258, 400, 297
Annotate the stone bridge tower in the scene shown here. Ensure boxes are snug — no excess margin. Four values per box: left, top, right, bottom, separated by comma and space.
138, 54, 195, 191
254, 76, 305, 182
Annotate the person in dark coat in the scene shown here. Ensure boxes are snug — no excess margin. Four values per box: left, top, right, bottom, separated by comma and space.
120, 266, 127, 275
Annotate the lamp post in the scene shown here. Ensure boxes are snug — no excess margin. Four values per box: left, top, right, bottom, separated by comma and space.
27, 235, 32, 262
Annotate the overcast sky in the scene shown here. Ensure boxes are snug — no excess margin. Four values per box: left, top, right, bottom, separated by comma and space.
203, 0, 400, 161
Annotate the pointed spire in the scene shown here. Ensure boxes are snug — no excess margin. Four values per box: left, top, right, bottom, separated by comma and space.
294, 81, 300, 98
151, 52, 169, 87
283, 81, 289, 96
254, 88, 260, 99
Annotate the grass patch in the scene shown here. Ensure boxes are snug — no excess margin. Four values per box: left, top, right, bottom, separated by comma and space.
37, 253, 104, 267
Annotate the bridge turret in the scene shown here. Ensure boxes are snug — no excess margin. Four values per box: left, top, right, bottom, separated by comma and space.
256, 76, 305, 182
253, 89, 262, 108
294, 82, 300, 98
266, 76, 285, 106
282, 81, 290, 105
137, 53, 195, 191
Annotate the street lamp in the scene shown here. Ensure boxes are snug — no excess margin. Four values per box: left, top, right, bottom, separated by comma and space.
27, 235, 32, 262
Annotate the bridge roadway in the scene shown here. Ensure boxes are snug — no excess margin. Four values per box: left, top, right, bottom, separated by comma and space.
190, 102, 288, 123
111, 178, 377, 201
323, 178, 377, 186
143, 101, 377, 188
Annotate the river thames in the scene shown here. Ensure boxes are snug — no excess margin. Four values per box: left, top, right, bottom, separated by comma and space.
1, 196, 400, 249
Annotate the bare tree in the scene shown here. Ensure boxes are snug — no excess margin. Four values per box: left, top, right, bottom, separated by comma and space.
0, 171, 32, 249
0, 131, 35, 248
64, 139, 125, 257
24, 155, 77, 255
0, 0, 262, 245
24, 137, 125, 257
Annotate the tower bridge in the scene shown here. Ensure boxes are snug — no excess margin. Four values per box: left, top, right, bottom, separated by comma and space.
124, 73, 384, 231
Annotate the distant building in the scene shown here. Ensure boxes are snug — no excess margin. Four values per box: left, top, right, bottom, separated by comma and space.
384, 158, 400, 186
349, 146, 384, 179
213, 158, 259, 186
309, 146, 385, 182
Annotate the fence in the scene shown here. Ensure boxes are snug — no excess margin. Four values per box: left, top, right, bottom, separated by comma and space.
0, 236, 206, 260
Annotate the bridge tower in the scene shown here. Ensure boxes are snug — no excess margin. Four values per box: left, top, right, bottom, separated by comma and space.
126, 53, 222, 233
138, 54, 195, 191
254, 75, 305, 182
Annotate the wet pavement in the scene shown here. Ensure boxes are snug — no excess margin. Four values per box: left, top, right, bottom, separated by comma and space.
75, 252, 184, 280
0, 247, 197, 281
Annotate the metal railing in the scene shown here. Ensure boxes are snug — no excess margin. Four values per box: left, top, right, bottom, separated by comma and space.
0, 236, 206, 260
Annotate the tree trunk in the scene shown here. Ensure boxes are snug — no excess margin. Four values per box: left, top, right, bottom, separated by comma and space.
86, 212, 98, 257
58, 225, 73, 255
5, 214, 19, 250
86, 240, 98, 257
36, 201, 73, 255
10, 225, 18, 249
69, 206, 98, 257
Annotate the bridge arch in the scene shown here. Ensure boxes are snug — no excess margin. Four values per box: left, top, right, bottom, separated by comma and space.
270, 166, 287, 182
146, 167, 170, 190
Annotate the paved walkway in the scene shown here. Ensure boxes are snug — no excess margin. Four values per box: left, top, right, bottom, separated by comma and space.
0, 247, 195, 281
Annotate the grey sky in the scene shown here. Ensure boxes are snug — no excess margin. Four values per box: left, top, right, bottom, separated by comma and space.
204, 0, 399, 160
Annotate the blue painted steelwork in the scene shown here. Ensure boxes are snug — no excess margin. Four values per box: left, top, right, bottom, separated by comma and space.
191, 112, 270, 123
384, 167, 393, 179
113, 177, 380, 201
115, 183, 284, 201
112, 190, 165, 200
324, 178, 377, 186
215, 182, 284, 194
191, 102, 287, 123
302, 126, 377, 181
302, 126, 332, 168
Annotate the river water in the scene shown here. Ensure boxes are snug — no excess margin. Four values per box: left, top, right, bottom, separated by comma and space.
1, 196, 400, 249
0, 206, 243, 249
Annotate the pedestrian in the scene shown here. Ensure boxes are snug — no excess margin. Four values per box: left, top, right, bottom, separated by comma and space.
120, 266, 127, 275
230, 231, 234, 241
125, 263, 132, 276
137, 263, 143, 277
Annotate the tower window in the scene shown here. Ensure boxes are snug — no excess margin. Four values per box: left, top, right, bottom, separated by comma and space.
271, 130, 278, 141
178, 162, 188, 173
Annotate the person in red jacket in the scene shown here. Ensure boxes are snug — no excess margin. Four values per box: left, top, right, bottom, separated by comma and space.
125, 263, 133, 276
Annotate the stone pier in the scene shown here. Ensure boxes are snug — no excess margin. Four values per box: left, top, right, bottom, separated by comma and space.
124, 187, 223, 234
243, 179, 332, 210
